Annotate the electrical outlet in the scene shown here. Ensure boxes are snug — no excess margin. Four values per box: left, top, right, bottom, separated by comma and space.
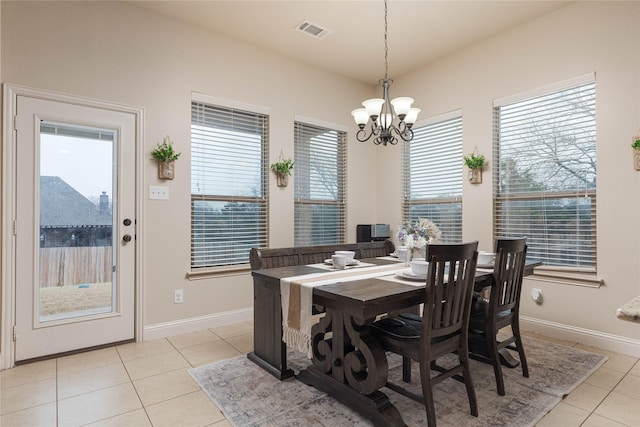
149, 186, 169, 200
174, 289, 184, 304
531, 288, 543, 304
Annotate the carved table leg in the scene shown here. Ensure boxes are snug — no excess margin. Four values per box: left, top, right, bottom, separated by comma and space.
298, 307, 407, 427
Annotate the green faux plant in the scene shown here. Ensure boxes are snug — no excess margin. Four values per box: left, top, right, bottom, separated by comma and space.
631, 137, 640, 150
270, 157, 294, 176
151, 135, 181, 162
463, 152, 486, 169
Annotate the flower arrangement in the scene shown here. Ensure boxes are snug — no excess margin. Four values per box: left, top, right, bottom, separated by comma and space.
396, 218, 441, 254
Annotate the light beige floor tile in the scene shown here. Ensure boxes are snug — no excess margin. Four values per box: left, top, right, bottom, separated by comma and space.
0, 378, 56, 415
594, 391, 640, 426
585, 366, 626, 391
117, 338, 175, 362
167, 330, 221, 349
179, 340, 242, 367
224, 333, 253, 354
209, 321, 253, 339
0, 360, 56, 389
58, 362, 130, 399
575, 344, 638, 374
146, 390, 224, 427
133, 368, 200, 406
535, 401, 590, 427
581, 413, 628, 427
124, 350, 190, 380
84, 408, 152, 427
57, 382, 142, 427
563, 382, 611, 412
629, 360, 640, 377
0, 402, 56, 427
57, 347, 122, 376
613, 373, 640, 401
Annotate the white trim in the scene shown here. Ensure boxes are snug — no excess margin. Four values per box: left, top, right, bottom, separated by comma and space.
143, 308, 253, 341
191, 91, 270, 115
413, 108, 463, 129
493, 72, 596, 107
1, 83, 145, 369
294, 114, 348, 133
521, 315, 640, 357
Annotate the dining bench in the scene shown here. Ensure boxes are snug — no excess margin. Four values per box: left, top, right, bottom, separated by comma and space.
248, 240, 396, 380
249, 240, 395, 270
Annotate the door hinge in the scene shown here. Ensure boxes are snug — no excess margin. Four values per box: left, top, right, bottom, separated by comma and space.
12, 220, 17, 236
13, 115, 18, 131
12, 325, 17, 342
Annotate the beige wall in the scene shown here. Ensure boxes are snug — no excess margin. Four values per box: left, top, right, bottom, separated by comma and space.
0, 0, 378, 330
377, 1, 640, 349
1, 1, 639, 352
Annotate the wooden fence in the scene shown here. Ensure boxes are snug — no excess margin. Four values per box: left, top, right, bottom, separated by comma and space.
39, 247, 112, 287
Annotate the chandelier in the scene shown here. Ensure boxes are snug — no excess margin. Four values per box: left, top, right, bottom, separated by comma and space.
351, 0, 420, 146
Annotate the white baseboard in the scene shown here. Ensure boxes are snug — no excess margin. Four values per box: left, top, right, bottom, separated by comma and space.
143, 308, 253, 342
521, 316, 640, 357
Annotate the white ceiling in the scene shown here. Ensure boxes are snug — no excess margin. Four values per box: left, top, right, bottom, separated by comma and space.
133, 0, 572, 85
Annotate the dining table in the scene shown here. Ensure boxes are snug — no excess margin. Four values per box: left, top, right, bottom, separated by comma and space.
248, 255, 539, 426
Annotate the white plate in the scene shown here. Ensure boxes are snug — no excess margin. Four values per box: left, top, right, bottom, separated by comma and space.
396, 269, 426, 281
324, 259, 360, 266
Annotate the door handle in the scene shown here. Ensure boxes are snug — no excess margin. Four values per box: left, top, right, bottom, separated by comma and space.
122, 234, 132, 243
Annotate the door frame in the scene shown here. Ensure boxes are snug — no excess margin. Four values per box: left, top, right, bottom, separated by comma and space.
1, 83, 145, 369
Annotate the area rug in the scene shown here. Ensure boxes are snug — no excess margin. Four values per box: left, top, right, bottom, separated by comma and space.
189, 336, 606, 427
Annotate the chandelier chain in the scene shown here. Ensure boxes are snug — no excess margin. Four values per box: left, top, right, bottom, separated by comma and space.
384, 0, 389, 79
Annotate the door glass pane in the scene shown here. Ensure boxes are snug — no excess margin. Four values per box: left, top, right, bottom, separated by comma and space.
39, 122, 116, 322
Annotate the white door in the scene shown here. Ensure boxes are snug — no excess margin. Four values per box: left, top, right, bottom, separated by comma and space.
14, 95, 136, 361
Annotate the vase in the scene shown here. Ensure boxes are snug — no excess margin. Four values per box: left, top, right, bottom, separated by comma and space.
633, 148, 640, 171
158, 160, 175, 180
410, 245, 427, 261
468, 168, 482, 184
276, 173, 289, 187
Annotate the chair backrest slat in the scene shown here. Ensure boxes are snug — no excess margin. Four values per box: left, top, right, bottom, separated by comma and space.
423, 242, 479, 340
492, 238, 527, 314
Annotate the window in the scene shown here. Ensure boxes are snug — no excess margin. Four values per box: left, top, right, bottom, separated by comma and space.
294, 120, 347, 246
191, 98, 269, 269
493, 76, 596, 270
402, 113, 463, 243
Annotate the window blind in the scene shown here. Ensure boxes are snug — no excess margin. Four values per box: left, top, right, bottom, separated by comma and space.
191, 101, 269, 268
294, 121, 347, 246
493, 81, 596, 270
402, 115, 463, 243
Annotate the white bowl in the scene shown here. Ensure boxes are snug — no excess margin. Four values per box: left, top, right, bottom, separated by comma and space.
478, 251, 496, 266
410, 259, 428, 277
335, 250, 356, 260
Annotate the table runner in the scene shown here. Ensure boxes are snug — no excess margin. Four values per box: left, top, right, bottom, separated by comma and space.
281, 262, 407, 358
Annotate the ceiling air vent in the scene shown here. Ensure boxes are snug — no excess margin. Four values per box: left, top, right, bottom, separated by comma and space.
295, 20, 331, 40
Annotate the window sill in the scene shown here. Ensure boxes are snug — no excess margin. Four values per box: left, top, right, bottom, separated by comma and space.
528, 267, 603, 288
187, 264, 251, 280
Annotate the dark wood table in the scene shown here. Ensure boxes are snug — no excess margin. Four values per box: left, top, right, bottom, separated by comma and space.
248, 257, 540, 426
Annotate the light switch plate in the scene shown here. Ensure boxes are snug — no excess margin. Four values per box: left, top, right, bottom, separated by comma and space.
149, 186, 169, 200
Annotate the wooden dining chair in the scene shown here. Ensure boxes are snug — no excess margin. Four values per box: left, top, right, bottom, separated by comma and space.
468, 237, 529, 396
371, 242, 479, 427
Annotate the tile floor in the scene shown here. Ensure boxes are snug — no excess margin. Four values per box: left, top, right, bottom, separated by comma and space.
1, 323, 638, 426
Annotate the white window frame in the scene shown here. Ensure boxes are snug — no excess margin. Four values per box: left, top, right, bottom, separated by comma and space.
402, 110, 463, 243
492, 74, 598, 282
294, 115, 347, 246
189, 93, 269, 274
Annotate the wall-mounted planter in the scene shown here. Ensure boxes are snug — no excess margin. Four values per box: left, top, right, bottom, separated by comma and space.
158, 160, 175, 180
632, 136, 640, 170
276, 173, 289, 187
468, 168, 482, 184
